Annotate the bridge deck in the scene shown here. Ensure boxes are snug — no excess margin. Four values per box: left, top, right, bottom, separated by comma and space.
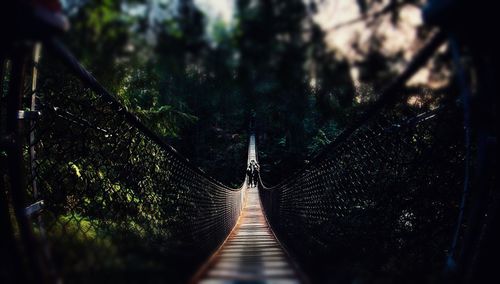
196, 188, 300, 284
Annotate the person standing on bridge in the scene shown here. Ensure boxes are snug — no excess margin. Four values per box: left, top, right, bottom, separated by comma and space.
247, 160, 259, 187
252, 161, 260, 187
246, 160, 259, 187
246, 163, 254, 187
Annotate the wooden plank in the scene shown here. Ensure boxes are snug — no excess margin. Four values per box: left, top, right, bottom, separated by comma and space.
194, 189, 302, 283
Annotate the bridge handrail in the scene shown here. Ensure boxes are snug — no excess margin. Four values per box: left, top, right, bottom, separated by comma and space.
257, 30, 466, 282
0, 35, 251, 283
259, 31, 447, 190
45, 37, 242, 191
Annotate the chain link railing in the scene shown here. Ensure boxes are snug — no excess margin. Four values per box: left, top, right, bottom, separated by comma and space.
259, 103, 464, 283
258, 32, 467, 283
2, 40, 248, 283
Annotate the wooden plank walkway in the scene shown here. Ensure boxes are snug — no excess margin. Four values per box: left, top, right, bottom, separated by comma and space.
195, 188, 301, 284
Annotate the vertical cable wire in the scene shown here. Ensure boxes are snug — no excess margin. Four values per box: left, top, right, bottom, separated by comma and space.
444, 35, 472, 272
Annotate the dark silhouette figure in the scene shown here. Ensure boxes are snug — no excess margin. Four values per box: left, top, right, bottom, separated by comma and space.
246, 160, 260, 187
252, 162, 259, 187
246, 164, 254, 187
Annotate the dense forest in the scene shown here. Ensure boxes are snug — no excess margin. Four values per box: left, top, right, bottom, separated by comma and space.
48, 0, 443, 186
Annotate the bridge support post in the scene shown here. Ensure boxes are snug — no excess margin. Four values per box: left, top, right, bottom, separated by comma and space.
3, 44, 51, 284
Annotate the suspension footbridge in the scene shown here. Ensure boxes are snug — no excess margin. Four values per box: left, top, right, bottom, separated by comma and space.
0, 9, 496, 284
194, 136, 301, 284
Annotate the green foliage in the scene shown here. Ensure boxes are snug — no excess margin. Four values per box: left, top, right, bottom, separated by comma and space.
135, 105, 198, 137
54, 0, 435, 185
117, 66, 198, 137
52, 0, 361, 185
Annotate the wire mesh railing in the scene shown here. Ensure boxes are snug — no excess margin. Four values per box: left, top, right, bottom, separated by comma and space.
258, 32, 466, 283
1, 40, 248, 283
259, 103, 464, 283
